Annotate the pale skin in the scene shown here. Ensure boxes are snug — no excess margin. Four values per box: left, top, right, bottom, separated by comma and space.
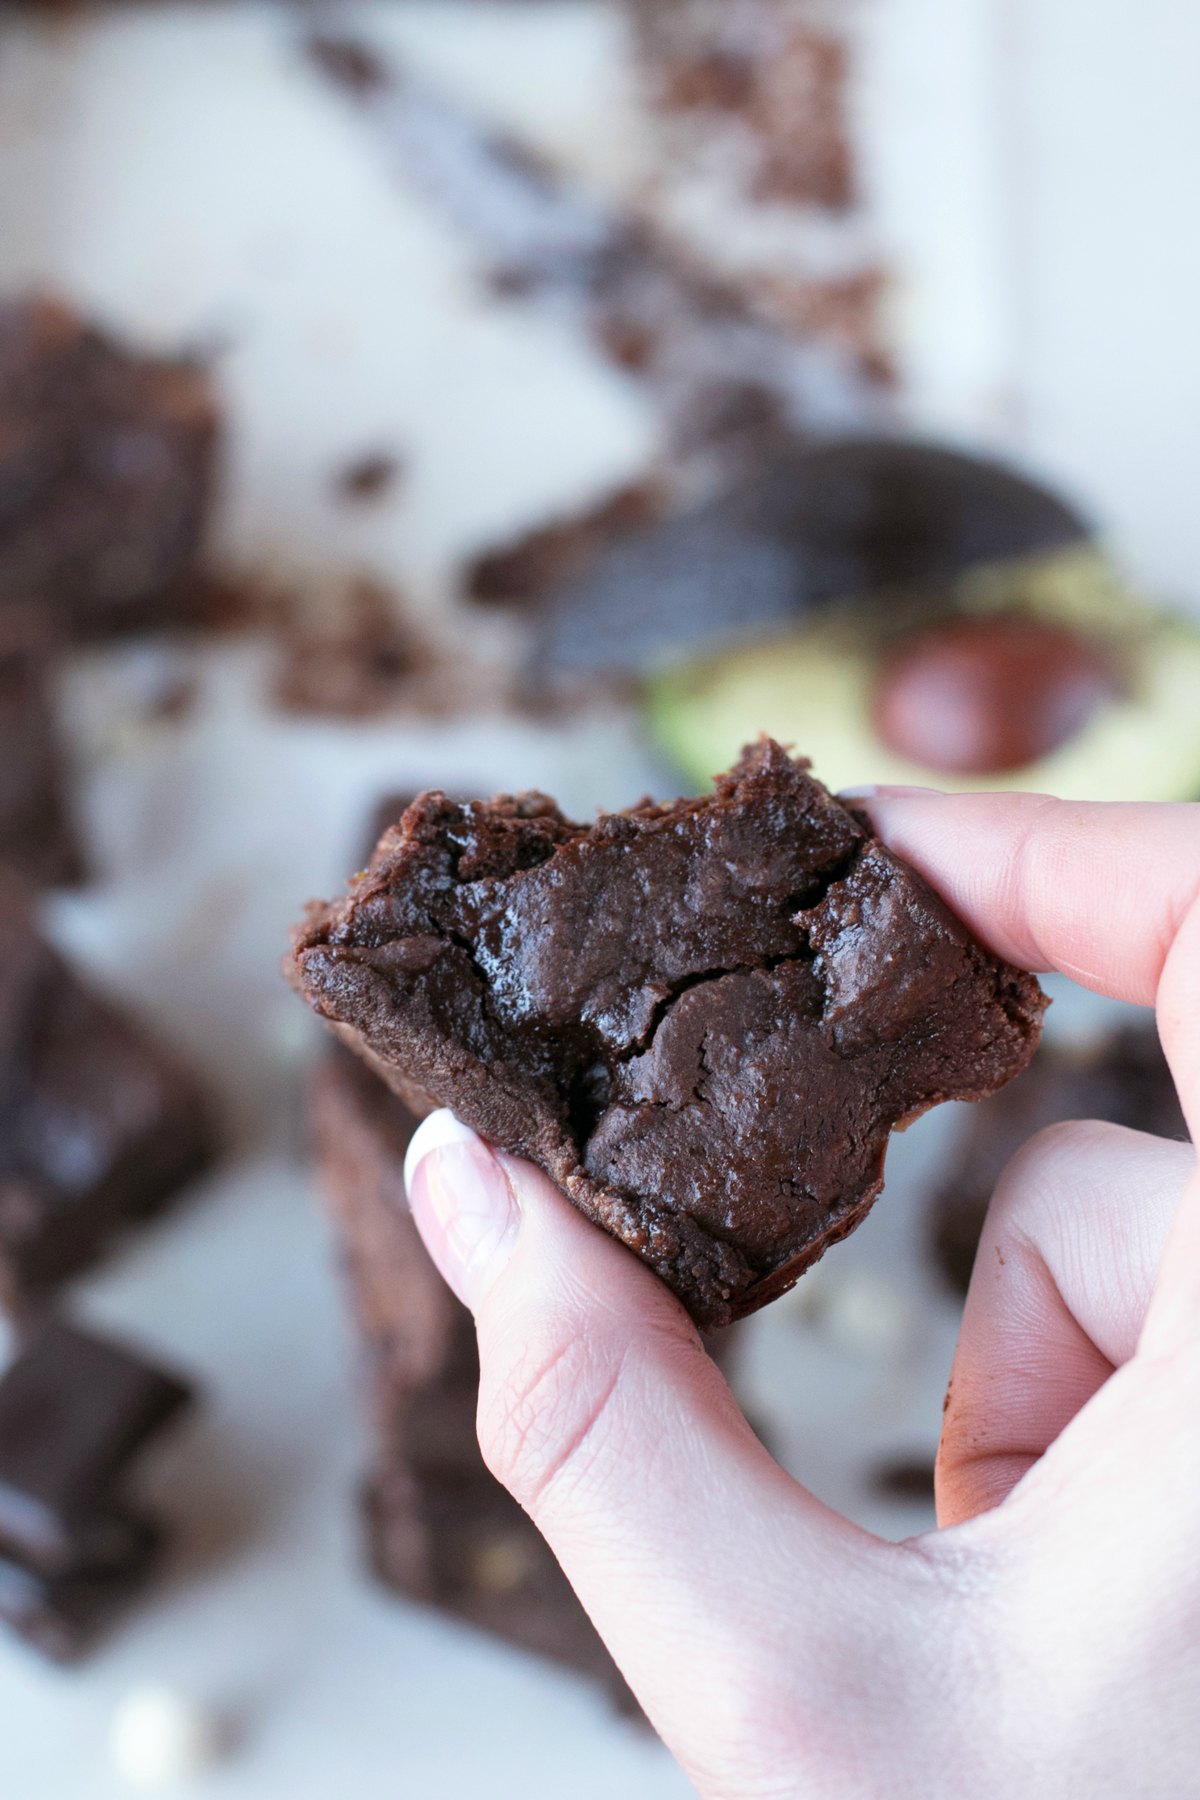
404, 793, 1200, 1800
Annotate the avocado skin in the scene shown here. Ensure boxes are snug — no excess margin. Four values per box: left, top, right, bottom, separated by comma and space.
536, 437, 1090, 675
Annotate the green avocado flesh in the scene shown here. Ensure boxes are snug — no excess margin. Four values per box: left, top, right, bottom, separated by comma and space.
646, 549, 1200, 802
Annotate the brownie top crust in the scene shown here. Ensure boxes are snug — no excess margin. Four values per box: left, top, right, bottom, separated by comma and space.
287, 739, 1046, 1324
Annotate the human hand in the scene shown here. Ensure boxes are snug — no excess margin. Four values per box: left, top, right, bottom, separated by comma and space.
403, 795, 1199, 1800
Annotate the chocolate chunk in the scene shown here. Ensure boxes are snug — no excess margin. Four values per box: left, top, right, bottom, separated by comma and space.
0, 295, 218, 636
306, 34, 388, 99
931, 1025, 1187, 1297
0, 1514, 162, 1664
0, 1319, 191, 1571
272, 581, 420, 720
289, 739, 1046, 1326
0, 609, 85, 888
536, 438, 1090, 675
0, 894, 217, 1311
312, 1048, 634, 1706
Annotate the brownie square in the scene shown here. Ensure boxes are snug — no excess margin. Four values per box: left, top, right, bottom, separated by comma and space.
0, 295, 218, 635
312, 1048, 633, 1704
0, 1319, 191, 1570
289, 739, 1046, 1326
0, 1318, 193, 1663
930, 1025, 1187, 1296
0, 894, 217, 1311
0, 1519, 162, 1664
0, 609, 84, 888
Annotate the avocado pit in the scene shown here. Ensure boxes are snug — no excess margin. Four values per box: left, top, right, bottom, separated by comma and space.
871, 614, 1119, 776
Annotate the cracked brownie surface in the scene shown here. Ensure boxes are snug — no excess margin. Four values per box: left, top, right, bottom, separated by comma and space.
287, 739, 1046, 1324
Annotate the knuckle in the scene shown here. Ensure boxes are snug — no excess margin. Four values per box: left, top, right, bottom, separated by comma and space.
991, 1116, 1126, 1222
476, 1320, 629, 1517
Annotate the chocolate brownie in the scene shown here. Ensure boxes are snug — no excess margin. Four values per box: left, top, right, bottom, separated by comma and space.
311, 1048, 633, 1705
0, 609, 84, 888
0, 295, 218, 635
289, 739, 1046, 1326
0, 1319, 192, 1661
931, 1025, 1187, 1297
0, 893, 217, 1312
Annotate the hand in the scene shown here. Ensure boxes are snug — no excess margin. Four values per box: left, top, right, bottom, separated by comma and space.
404, 794, 1200, 1800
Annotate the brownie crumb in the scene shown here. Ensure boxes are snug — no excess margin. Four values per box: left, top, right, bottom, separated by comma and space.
335, 453, 403, 503
288, 739, 1046, 1326
272, 581, 419, 719
464, 483, 664, 609
307, 35, 388, 99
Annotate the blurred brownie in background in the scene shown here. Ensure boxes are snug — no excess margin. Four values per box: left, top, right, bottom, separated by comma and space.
311, 1045, 637, 1707
0, 608, 84, 887
930, 1025, 1187, 1297
0, 892, 217, 1313
0, 1318, 195, 1661
0, 295, 218, 636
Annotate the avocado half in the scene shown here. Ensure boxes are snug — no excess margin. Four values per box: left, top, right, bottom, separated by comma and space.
647, 546, 1200, 802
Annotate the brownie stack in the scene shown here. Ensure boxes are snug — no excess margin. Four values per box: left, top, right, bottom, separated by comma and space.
312, 1047, 634, 1707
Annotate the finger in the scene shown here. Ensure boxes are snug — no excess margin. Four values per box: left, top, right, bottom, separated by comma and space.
857, 788, 1200, 1340
403, 1112, 912, 1784
855, 790, 1200, 1013
937, 1120, 1194, 1526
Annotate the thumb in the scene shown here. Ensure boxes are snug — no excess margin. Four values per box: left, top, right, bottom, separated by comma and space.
403, 1111, 895, 1780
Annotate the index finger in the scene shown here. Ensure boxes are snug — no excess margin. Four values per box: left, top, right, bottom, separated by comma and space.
854, 791, 1200, 1009
857, 789, 1200, 1344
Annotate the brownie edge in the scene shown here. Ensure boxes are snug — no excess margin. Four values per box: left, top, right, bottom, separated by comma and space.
286, 740, 1046, 1325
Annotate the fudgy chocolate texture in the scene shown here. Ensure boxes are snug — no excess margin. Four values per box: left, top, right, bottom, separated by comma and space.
312, 1049, 633, 1707
289, 740, 1046, 1326
0, 895, 217, 1312
0, 296, 217, 635
931, 1025, 1187, 1297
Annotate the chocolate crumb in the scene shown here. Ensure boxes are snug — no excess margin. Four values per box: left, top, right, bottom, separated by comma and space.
335, 453, 403, 503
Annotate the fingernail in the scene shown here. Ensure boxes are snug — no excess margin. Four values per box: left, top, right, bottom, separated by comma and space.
840, 783, 944, 801
404, 1110, 520, 1311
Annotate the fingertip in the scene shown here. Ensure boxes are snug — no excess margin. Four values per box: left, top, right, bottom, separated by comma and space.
402, 1107, 482, 1199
